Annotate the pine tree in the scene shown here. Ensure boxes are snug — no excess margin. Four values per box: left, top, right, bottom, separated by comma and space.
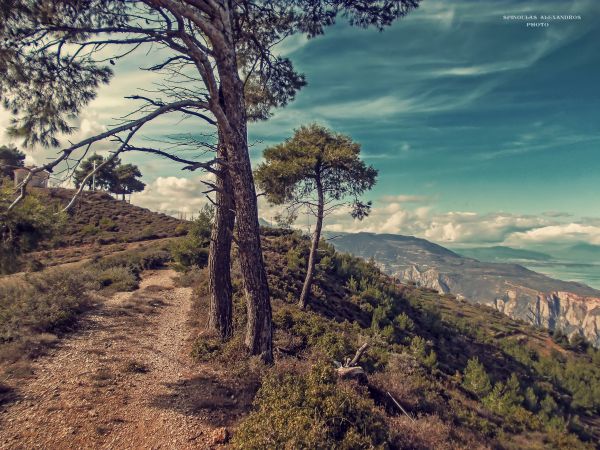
462, 357, 492, 397
255, 124, 377, 309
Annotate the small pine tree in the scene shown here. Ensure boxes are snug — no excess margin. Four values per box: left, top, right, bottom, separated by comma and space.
462, 357, 492, 397
409, 336, 437, 370
393, 312, 414, 332
346, 275, 358, 293
371, 306, 389, 332
524, 386, 539, 411
504, 374, 524, 406
540, 394, 558, 418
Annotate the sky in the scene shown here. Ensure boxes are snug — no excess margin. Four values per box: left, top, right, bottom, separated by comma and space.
2, 0, 599, 249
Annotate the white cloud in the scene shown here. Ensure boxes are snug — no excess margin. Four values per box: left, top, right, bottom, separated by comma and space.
124, 178, 600, 247
131, 174, 212, 216
507, 224, 600, 246
266, 192, 598, 247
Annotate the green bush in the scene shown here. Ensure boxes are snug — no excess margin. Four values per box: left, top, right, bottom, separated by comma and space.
81, 223, 100, 236
0, 183, 65, 274
285, 246, 304, 271
191, 335, 222, 361
462, 357, 492, 397
98, 217, 118, 231
410, 335, 437, 370
91, 247, 170, 275
171, 205, 213, 270
95, 266, 139, 292
171, 240, 209, 270
0, 268, 94, 344
232, 362, 389, 449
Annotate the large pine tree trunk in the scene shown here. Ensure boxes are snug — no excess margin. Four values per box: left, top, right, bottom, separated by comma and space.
215, 46, 273, 363
299, 177, 324, 309
207, 133, 235, 340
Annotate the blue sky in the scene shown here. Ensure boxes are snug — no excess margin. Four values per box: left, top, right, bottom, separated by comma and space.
248, 0, 599, 217
2, 0, 599, 247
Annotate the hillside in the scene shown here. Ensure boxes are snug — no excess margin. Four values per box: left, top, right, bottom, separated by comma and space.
13, 188, 188, 269
327, 232, 600, 347
1, 194, 599, 447
39, 188, 187, 248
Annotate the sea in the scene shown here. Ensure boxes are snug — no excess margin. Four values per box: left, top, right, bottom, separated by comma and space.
518, 261, 600, 291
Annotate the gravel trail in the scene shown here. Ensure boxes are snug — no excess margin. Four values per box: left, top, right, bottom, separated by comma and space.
0, 269, 228, 449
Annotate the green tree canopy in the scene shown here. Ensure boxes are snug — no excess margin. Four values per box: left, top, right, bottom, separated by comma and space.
111, 163, 146, 199
73, 155, 145, 198
255, 123, 377, 308
0, 145, 25, 180
73, 154, 119, 191
255, 124, 377, 220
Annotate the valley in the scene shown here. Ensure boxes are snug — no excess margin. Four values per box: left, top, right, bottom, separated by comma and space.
328, 232, 600, 346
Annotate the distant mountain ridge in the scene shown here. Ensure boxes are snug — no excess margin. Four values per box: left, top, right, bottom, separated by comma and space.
564, 243, 600, 262
326, 231, 600, 346
454, 246, 553, 262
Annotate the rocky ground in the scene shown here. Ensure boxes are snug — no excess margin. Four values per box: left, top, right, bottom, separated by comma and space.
0, 270, 236, 449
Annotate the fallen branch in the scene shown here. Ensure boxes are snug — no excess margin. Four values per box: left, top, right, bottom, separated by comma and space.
386, 391, 416, 423
347, 342, 369, 367
336, 342, 369, 382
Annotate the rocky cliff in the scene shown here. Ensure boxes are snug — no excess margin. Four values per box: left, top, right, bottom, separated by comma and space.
328, 232, 600, 346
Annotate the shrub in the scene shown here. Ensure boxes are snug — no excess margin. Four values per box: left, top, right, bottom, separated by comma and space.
0, 183, 65, 274
462, 357, 492, 397
171, 205, 213, 270
174, 267, 205, 288
410, 335, 437, 370
232, 362, 389, 449
98, 217, 118, 231
81, 223, 100, 236
390, 415, 461, 450
95, 266, 139, 292
394, 312, 414, 332
91, 247, 170, 274
524, 386, 539, 411
285, 246, 304, 271
191, 334, 222, 361
138, 225, 158, 240
0, 268, 94, 345
272, 308, 367, 364
174, 223, 189, 235
171, 241, 209, 270
483, 374, 528, 431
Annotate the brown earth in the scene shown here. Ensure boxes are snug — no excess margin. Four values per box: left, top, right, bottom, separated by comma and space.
39, 188, 187, 248
0, 270, 242, 449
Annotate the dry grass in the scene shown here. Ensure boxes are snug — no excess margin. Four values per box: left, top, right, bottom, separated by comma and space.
32, 188, 187, 250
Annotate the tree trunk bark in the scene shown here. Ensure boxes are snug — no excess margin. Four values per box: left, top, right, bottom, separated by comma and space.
299, 176, 324, 309
215, 51, 273, 363
207, 132, 235, 340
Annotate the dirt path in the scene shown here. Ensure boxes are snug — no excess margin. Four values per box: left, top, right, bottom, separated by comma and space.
0, 270, 234, 449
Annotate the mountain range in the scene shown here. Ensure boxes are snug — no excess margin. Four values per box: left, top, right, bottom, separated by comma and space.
326, 232, 600, 346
